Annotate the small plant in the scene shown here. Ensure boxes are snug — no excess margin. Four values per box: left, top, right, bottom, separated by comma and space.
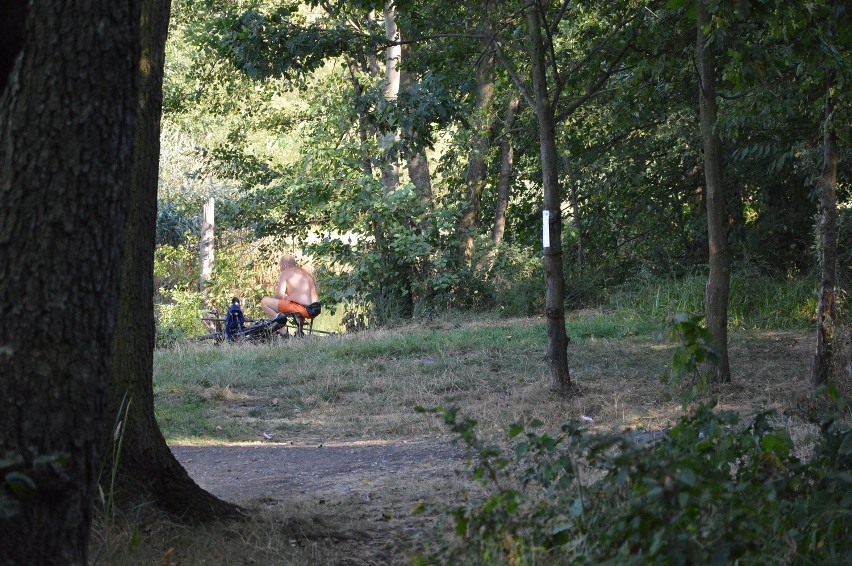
661, 313, 719, 404
91, 393, 132, 565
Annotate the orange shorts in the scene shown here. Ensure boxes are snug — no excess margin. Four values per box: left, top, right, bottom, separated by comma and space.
277, 299, 310, 318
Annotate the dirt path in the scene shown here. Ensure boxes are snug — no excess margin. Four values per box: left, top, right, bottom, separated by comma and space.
169, 438, 470, 564
171, 438, 465, 502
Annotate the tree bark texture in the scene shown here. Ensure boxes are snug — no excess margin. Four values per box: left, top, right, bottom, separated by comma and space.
811, 67, 838, 387
379, 0, 401, 195
527, 4, 572, 393
200, 196, 214, 291
697, 1, 731, 383
0, 2, 140, 564
106, 0, 242, 522
458, 0, 497, 265
399, 45, 433, 205
491, 97, 519, 248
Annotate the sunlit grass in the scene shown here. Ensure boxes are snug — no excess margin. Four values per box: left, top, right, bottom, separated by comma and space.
609, 272, 824, 330
154, 306, 849, 446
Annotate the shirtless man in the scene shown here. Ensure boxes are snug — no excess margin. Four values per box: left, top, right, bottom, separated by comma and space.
260, 255, 320, 335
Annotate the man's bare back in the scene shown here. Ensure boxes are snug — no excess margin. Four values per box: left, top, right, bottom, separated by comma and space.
260, 255, 319, 328
275, 265, 319, 306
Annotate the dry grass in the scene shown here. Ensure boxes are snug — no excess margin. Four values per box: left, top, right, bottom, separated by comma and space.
93, 314, 850, 565
156, 317, 844, 444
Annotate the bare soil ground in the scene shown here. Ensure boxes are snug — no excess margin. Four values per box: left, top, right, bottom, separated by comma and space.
169, 438, 471, 565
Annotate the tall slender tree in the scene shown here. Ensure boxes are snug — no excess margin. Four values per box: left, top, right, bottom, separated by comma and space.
697, 0, 731, 383
0, 1, 140, 563
492, 97, 520, 248
379, 0, 402, 195
811, 3, 840, 387
458, 0, 498, 265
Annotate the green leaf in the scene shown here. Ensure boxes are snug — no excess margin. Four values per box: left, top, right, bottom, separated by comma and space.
677, 468, 697, 487
5, 472, 36, 499
761, 431, 793, 459
508, 423, 525, 438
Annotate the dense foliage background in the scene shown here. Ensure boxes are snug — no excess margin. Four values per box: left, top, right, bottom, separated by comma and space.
154, 0, 850, 341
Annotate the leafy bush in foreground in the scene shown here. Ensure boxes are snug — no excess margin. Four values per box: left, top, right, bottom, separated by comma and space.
418, 398, 851, 565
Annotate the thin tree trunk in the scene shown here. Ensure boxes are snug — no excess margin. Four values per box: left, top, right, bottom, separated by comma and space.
399, 45, 433, 204
527, 4, 572, 394
458, 0, 497, 265
0, 1, 140, 563
106, 0, 241, 521
492, 97, 519, 247
346, 57, 375, 177
477, 96, 519, 274
200, 196, 214, 291
811, 64, 838, 387
379, 0, 401, 195
697, 0, 731, 383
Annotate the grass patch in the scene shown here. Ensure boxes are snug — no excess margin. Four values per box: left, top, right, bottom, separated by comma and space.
610, 272, 823, 330
154, 310, 848, 444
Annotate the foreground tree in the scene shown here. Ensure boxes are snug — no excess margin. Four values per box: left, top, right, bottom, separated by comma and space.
106, 0, 242, 520
0, 1, 140, 563
812, 67, 839, 387
811, 1, 842, 387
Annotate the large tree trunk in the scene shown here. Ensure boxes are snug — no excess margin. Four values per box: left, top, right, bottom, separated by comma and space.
457, 0, 497, 265
527, 5, 572, 394
0, 2, 140, 563
106, 0, 241, 521
811, 65, 839, 387
697, 0, 731, 383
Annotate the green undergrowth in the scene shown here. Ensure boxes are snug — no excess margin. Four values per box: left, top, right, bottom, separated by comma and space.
417, 394, 852, 565
609, 273, 829, 330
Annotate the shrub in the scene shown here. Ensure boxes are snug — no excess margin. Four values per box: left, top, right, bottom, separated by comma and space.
419, 397, 851, 565
155, 288, 208, 346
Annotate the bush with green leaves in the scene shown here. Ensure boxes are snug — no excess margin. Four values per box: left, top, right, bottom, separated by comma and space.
419, 396, 851, 565
155, 288, 208, 346
661, 313, 719, 404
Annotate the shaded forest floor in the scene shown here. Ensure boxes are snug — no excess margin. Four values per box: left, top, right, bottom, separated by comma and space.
92, 316, 851, 565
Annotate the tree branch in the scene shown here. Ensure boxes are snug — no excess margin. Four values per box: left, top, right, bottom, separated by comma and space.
554, 30, 636, 123
495, 40, 537, 110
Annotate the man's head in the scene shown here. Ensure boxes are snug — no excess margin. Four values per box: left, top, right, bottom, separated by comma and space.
231, 296, 240, 305
279, 255, 297, 270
